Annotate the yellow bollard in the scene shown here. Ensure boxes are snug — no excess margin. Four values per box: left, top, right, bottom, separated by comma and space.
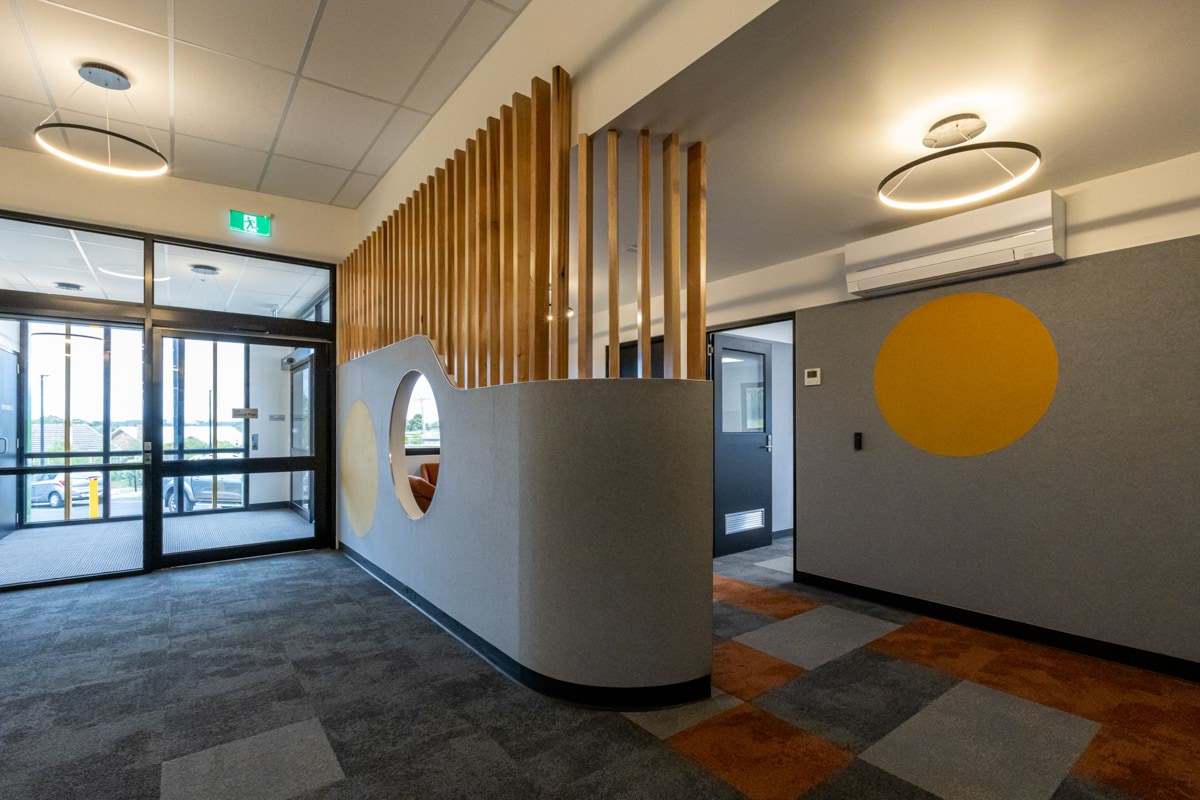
89, 477, 99, 519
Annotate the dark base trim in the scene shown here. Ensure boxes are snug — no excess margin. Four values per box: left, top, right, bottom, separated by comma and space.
342, 544, 711, 709
795, 570, 1199, 684
772, 527, 794, 543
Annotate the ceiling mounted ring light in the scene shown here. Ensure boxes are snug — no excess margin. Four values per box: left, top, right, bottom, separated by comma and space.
878, 113, 1041, 211
33, 63, 168, 178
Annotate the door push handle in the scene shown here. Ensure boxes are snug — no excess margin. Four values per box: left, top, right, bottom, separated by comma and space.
762, 434, 773, 452
0, 436, 8, 454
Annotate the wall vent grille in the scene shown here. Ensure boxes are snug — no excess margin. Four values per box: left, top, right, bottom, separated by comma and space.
725, 509, 764, 535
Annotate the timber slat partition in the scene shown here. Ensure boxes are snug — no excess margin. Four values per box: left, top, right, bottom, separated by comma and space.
334, 67, 707, 384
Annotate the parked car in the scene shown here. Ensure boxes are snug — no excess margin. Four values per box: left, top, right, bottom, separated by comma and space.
163, 474, 244, 512
29, 472, 104, 508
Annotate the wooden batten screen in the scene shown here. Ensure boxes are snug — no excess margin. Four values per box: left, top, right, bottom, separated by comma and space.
336, 68, 572, 389
335, 68, 709, 384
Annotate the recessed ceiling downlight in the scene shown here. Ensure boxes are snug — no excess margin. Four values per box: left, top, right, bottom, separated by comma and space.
190, 264, 220, 276
54, 282, 84, 292
878, 114, 1041, 211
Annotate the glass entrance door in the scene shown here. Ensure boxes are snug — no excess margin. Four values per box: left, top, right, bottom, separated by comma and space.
152, 330, 328, 567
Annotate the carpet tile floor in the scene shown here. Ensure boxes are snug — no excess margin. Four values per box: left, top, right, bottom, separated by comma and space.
0, 538, 1195, 799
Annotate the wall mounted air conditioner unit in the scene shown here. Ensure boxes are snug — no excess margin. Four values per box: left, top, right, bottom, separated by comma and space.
844, 190, 1065, 298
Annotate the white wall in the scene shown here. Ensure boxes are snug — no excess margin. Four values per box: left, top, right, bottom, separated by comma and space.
0, 146, 356, 263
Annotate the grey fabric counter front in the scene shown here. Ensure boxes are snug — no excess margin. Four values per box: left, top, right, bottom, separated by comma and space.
336, 337, 713, 708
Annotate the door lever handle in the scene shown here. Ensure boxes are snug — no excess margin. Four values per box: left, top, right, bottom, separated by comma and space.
762, 434, 773, 452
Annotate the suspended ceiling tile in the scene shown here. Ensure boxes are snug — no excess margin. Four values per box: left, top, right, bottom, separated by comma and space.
173, 43, 294, 151
0, 3, 50, 104
259, 155, 349, 204
48, 0, 169, 34
0, 96, 52, 154
404, 1, 512, 115
332, 172, 379, 208
174, 0, 321, 73
302, 0, 470, 103
357, 106, 428, 175
274, 79, 392, 170
21, 0, 171, 130
171, 134, 269, 191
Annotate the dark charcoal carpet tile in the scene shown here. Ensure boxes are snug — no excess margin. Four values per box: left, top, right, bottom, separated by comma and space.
756, 647, 958, 753
455, 677, 608, 762
713, 600, 776, 641
292, 644, 427, 703
557, 738, 746, 800
790, 581, 919, 625
2, 706, 164, 777
1052, 775, 1140, 800
512, 713, 662, 793
316, 683, 477, 778
801, 759, 941, 799
162, 672, 317, 760
0, 760, 161, 800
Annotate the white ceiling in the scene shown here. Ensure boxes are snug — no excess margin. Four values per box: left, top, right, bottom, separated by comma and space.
591, 0, 1200, 306
0, 0, 528, 206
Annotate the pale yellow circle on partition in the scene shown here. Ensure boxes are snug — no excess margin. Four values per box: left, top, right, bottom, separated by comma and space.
340, 400, 379, 537
874, 293, 1058, 457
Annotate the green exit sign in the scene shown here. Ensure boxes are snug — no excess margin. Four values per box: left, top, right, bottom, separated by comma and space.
229, 210, 271, 237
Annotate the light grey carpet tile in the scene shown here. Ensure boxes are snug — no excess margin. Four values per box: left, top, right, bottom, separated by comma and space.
623, 690, 742, 739
755, 555, 795, 573
160, 717, 343, 800
860, 682, 1101, 800
734, 605, 902, 669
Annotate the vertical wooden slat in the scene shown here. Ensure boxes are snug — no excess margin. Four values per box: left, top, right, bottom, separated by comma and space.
474, 128, 488, 386
637, 130, 652, 378
424, 178, 434, 343
444, 159, 456, 380
499, 105, 515, 384
486, 116, 501, 386
403, 198, 412, 340
662, 132, 682, 379
607, 130, 620, 379
530, 77, 551, 381
687, 141, 708, 380
374, 226, 382, 352
577, 132, 593, 378
454, 148, 468, 386
434, 168, 445, 358
415, 188, 424, 338
512, 93, 533, 383
465, 138, 478, 389
400, 205, 410, 340
549, 67, 572, 379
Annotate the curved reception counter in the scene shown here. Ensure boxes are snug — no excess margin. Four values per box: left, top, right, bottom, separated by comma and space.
336, 337, 714, 709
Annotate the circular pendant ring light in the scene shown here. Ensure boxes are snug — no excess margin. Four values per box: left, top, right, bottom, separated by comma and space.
33, 62, 168, 178
34, 122, 168, 177
877, 141, 1041, 211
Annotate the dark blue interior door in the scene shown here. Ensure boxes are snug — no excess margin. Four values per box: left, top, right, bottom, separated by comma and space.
0, 348, 18, 541
712, 333, 773, 557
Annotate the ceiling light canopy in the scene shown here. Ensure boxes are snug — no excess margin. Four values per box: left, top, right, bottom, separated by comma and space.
33, 63, 168, 178
878, 113, 1040, 211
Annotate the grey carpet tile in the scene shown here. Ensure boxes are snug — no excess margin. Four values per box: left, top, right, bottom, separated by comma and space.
160, 718, 343, 800
1051, 775, 1140, 800
860, 682, 1101, 800
515, 713, 663, 793
556, 738, 746, 800
713, 599, 776, 641
0, 520, 143, 586
163, 509, 314, 554
735, 605, 903, 670
755, 647, 959, 753
801, 759, 942, 800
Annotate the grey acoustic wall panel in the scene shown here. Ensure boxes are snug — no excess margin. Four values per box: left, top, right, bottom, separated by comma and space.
794, 234, 1200, 663
337, 337, 714, 700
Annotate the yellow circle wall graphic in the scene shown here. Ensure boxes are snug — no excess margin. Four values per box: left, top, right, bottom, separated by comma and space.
874, 293, 1058, 457
340, 400, 379, 537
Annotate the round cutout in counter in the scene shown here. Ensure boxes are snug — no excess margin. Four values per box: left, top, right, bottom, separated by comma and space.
389, 371, 442, 519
